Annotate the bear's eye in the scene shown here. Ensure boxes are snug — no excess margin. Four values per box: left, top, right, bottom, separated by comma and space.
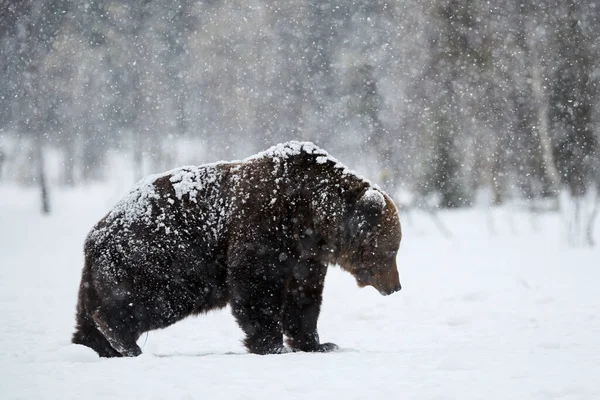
363, 251, 377, 261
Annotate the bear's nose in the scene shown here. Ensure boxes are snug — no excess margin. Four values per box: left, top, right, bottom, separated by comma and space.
380, 282, 401, 296
387, 282, 401, 294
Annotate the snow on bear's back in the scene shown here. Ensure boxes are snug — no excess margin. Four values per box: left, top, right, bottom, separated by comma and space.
247, 140, 370, 183
87, 164, 229, 244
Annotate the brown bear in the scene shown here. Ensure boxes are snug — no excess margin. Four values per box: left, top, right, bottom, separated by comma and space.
72, 141, 402, 357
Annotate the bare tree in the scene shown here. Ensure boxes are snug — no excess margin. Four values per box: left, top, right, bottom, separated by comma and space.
549, 0, 598, 245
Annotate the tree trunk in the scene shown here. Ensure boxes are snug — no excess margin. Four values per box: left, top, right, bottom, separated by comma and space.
36, 132, 50, 215
528, 23, 560, 193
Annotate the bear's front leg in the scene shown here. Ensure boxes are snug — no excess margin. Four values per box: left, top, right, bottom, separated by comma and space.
282, 261, 338, 353
230, 258, 287, 355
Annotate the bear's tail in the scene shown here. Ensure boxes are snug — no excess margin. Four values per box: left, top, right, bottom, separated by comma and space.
72, 256, 122, 358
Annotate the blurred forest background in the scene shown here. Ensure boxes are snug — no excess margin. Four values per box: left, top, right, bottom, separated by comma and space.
0, 0, 599, 242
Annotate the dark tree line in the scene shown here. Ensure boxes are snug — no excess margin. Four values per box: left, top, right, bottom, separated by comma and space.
0, 0, 599, 225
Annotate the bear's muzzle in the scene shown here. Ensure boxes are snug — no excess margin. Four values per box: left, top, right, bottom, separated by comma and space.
373, 267, 401, 296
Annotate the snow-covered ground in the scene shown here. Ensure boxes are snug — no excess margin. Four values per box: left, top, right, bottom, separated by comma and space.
1, 183, 599, 400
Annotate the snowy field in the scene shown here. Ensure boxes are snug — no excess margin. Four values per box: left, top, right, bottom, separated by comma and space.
1, 183, 599, 400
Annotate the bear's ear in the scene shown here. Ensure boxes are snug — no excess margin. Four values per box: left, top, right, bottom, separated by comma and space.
359, 189, 386, 212
346, 188, 386, 238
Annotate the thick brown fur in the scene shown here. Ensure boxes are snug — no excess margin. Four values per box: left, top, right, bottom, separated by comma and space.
72, 141, 402, 357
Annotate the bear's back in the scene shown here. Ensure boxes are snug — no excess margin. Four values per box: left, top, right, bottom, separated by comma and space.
86, 163, 234, 251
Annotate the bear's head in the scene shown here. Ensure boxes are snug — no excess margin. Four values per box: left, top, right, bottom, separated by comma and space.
339, 188, 402, 295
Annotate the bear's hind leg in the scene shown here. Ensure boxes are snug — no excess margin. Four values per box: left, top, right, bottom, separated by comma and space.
72, 291, 122, 357
283, 261, 338, 353
92, 309, 142, 357
72, 320, 122, 358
